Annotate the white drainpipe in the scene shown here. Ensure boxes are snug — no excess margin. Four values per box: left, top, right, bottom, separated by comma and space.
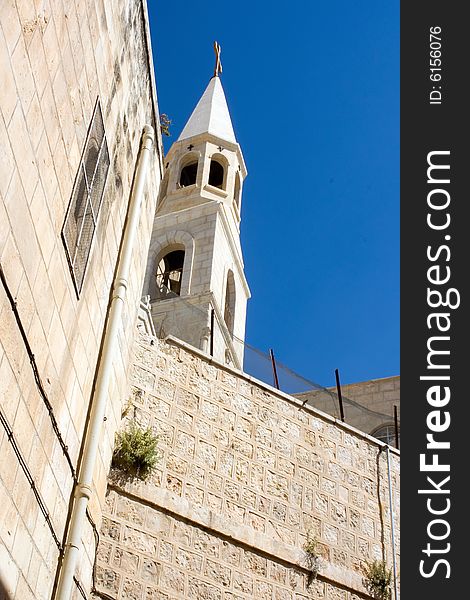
55, 125, 154, 600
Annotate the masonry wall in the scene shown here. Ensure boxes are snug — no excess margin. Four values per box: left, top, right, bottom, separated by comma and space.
145, 206, 218, 302
296, 377, 400, 441
336, 377, 400, 428
96, 332, 400, 599
145, 201, 247, 368
150, 293, 212, 351
0, 1, 162, 598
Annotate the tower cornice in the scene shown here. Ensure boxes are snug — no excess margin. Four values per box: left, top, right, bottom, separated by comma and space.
166, 133, 247, 179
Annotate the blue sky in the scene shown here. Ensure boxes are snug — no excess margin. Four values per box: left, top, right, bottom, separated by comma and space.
147, 1, 399, 387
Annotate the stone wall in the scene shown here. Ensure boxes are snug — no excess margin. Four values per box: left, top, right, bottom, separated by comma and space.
337, 377, 400, 427
96, 332, 400, 599
0, 1, 162, 598
296, 377, 400, 442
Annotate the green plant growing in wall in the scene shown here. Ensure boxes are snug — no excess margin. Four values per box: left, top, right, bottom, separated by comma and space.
303, 532, 321, 588
112, 420, 160, 480
362, 559, 392, 600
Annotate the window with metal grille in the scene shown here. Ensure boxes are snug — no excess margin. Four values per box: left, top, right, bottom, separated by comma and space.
371, 423, 400, 447
62, 99, 110, 295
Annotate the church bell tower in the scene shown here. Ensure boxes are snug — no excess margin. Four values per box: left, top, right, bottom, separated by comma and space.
143, 43, 250, 368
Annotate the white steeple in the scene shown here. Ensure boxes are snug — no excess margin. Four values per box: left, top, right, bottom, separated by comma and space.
144, 46, 250, 368
178, 77, 237, 144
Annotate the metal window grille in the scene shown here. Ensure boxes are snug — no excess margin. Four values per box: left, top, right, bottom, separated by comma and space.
372, 424, 399, 446
62, 99, 110, 295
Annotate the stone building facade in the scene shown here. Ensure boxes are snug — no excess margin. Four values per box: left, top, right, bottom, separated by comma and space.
92, 68, 400, 599
1, 1, 162, 598
95, 330, 400, 599
1, 2, 399, 599
296, 377, 400, 447
333, 377, 400, 445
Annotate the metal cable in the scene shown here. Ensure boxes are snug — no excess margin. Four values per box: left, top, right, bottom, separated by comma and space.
0, 263, 77, 481
0, 262, 102, 598
73, 576, 88, 600
0, 406, 62, 551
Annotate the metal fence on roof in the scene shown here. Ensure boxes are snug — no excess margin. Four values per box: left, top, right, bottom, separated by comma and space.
143, 289, 400, 448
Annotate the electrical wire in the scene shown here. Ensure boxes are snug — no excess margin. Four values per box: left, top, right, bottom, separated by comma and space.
0, 262, 102, 598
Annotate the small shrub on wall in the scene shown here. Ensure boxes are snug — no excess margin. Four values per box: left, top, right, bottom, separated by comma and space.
112, 420, 160, 480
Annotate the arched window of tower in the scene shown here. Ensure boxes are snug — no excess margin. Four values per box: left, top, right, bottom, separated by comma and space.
224, 271, 236, 337
179, 161, 198, 187
208, 159, 225, 189
156, 250, 185, 297
234, 172, 241, 212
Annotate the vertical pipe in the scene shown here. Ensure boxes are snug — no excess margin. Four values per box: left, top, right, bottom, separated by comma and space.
55, 126, 154, 600
210, 308, 215, 356
394, 405, 399, 450
386, 446, 399, 600
335, 368, 345, 422
269, 348, 280, 390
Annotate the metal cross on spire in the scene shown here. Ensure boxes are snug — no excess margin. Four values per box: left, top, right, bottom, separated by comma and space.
213, 41, 222, 77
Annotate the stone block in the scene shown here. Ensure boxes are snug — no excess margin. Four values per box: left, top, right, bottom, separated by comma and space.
116, 495, 145, 527
255, 581, 274, 599
192, 529, 219, 558
204, 559, 231, 587
112, 547, 139, 576
188, 577, 221, 600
